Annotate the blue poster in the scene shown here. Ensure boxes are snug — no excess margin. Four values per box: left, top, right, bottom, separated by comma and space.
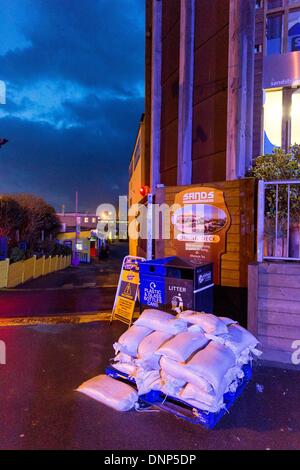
0, 237, 8, 260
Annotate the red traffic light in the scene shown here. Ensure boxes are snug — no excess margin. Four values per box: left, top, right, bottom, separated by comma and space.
140, 185, 150, 197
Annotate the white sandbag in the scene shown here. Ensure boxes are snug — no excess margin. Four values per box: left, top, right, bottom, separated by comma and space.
220, 316, 238, 326
160, 371, 186, 396
223, 324, 259, 358
188, 324, 204, 333
135, 330, 174, 370
135, 369, 161, 395
178, 310, 228, 335
135, 355, 161, 371
156, 330, 209, 362
135, 309, 187, 334
180, 383, 222, 407
179, 384, 224, 413
185, 342, 236, 392
113, 325, 153, 357
113, 361, 137, 377
113, 352, 134, 364
160, 356, 214, 393
138, 330, 174, 359
76, 374, 138, 411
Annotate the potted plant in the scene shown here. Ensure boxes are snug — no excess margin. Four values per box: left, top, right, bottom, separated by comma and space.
248, 145, 300, 258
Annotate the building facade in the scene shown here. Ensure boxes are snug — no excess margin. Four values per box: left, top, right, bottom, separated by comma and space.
135, 0, 300, 336
145, 0, 300, 187
128, 114, 148, 257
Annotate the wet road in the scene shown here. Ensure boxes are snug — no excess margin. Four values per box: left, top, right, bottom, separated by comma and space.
0, 321, 299, 450
0, 242, 128, 318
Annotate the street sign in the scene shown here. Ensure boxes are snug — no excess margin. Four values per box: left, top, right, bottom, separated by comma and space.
111, 255, 145, 327
172, 186, 231, 284
0, 237, 8, 260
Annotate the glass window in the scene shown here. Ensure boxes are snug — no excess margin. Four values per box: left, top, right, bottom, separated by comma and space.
267, 14, 283, 55
288, 9, 300, 51
268, 0, 283, 9
291, 88, 300, 144
133, 137, 141, 170
263, 89, 283, 153
84, 217, 89, 223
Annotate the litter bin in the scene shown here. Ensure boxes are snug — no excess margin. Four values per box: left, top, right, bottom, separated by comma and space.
139, 256, 213, 315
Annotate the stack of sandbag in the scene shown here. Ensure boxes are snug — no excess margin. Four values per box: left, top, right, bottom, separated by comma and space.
112, 309, 188, 394
109, 309, 260, 414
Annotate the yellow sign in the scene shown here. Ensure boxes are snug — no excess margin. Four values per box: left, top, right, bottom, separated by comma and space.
111, 255, 145, 327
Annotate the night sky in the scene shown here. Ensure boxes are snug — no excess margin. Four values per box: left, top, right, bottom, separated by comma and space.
0, 0, 145, 212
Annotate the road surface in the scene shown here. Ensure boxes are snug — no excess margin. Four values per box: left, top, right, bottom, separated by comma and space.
0, 321, 299, 450
0, 242, 128, 318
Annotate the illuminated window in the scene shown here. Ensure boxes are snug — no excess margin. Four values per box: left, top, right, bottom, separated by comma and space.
92, 218, 96, 223
84, 217, 89, 223
267, 14, 283, 55
288, 9, 300, 51
291, 88, 300, 144
263, 89, 283, 153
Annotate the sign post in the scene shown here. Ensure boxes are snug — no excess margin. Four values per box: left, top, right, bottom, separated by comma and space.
172, 186, 231, 284
111, 255, 145, 327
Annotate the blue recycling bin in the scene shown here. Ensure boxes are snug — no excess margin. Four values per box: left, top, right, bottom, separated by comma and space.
139, 256, 213, 315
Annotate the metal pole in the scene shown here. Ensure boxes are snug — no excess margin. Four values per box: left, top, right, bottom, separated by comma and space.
146, 193, 153, 260
287, 184, 290, 258
257, 180, 265, 262
275, 184, 279, 257
74, 191, 79, 265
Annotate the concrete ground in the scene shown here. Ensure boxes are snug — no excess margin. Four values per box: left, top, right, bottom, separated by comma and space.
0, 242, 128, 318
0, 321, 299, 450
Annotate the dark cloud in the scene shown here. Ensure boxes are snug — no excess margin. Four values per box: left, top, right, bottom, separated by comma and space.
0, 0, 144, 94
0, 95, 143, 210
0, 0, 145, 210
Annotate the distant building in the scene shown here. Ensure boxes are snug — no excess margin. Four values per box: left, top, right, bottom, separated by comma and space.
57, 212, 98, 233
57, 212, 99, 262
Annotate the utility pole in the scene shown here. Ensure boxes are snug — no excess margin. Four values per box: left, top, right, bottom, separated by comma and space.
73, 191, 80, 266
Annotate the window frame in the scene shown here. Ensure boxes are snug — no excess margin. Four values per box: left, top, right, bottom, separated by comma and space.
265, 0, 300, 55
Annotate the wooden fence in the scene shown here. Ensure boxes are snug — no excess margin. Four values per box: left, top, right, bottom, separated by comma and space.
0, 255, 72, 289
248, 262, 300, 366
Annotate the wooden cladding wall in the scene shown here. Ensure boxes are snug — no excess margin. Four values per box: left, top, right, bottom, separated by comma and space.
155, 178, 256, 288
248, 262, 300, 367
192, 0, 229, 184
160, 0, 181, 185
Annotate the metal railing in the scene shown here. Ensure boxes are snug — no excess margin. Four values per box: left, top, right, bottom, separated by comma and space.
257, 180, 300, 262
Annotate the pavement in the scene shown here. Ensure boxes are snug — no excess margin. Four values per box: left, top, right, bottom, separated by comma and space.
0, 242, 128, 318
0, 321, 299, 450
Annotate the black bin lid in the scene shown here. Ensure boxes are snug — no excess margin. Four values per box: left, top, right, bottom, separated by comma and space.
164, 257, 210, 270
